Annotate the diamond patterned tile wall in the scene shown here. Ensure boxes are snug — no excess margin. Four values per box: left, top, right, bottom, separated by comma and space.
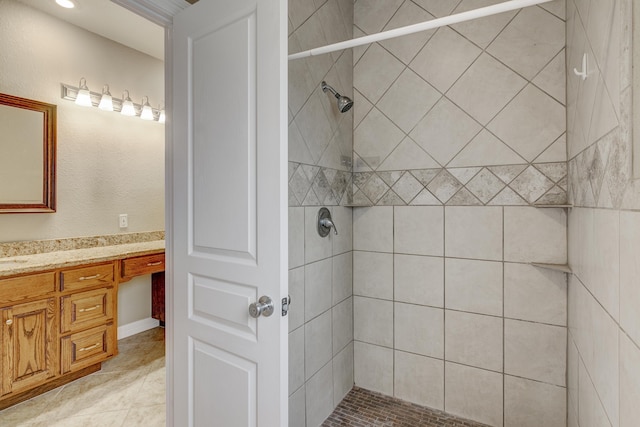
289, 0, 354, 209
289, 162, 352, 207
351, 162, 567, 206
353, 0, 567, 207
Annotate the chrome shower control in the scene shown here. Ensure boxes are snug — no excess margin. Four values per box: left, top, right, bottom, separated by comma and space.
249, 296, 274, 318
317, 207, 338, 237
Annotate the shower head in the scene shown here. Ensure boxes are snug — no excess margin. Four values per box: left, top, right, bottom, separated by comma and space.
321, 81, 354, 113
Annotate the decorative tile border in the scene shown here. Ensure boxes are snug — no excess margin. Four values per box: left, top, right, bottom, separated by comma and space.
352, 162, 567, 207
289, 161, 567, 207
288, 162, 352, 207
0, 231, 165, 258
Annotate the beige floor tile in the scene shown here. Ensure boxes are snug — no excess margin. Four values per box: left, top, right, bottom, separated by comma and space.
0, 328, 166, 427
0, 389, 62, 426
123, 404, 166, 427
35, 410, 129, 427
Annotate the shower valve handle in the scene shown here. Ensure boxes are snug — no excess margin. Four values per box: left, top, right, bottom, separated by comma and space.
317, 207, 338, 237
319, 218, 338, 235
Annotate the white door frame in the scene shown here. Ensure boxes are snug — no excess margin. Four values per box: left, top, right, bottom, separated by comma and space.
108, 1, 185, 424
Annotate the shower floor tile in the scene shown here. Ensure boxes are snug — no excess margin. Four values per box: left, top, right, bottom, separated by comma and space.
322, 387, 490, 427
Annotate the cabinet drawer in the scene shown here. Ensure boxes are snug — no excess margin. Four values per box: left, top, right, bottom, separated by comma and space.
61, 287, 114, 334
61, 324, 114, 374
0, 272, 56, 305
60, 264, 114, 292
121, 254, 165, 279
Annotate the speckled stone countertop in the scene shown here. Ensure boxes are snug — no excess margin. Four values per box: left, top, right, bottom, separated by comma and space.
0, 232, 165, 278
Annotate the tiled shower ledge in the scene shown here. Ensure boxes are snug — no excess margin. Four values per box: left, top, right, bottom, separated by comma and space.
530, 262, 573, 273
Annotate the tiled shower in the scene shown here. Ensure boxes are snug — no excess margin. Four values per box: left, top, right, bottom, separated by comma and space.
288, 0, 640, 426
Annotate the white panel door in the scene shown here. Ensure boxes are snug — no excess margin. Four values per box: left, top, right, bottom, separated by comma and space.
170, 0, 288, 425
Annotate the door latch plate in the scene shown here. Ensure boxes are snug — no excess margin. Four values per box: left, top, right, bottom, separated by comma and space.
282, 296, 291, 316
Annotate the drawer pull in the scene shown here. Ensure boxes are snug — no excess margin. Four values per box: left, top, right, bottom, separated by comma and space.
78, 343, 101, 352
146, 261, 163, 266
79, 274, 101, 281
78, 304, 101, 313
5, 319, 12, 326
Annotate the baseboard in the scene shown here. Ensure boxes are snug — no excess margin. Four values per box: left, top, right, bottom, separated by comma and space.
118, 317, 160, 340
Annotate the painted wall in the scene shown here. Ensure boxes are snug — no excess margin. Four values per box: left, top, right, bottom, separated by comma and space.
0, 0, 164, 242
566, 0, 640, 426
288, 0, 355, 426
0, 0, 164, 330
352, 1, 568, 426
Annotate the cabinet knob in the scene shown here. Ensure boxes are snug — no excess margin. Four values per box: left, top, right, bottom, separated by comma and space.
6, 319, 12, 325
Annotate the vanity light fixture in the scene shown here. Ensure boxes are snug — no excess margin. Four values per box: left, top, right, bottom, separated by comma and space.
60, 81, 164, 123
120, 90, 136, 116
140, 96, 154, 120
158, 103, 166, 123
55, 0, 75, 9
74, 78, 92, 107
98, 85, 113, 111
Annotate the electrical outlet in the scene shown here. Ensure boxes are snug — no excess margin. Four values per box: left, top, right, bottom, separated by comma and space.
119, 214, 128, 228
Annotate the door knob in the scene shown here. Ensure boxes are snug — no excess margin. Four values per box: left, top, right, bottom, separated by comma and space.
249, 296, 274, 318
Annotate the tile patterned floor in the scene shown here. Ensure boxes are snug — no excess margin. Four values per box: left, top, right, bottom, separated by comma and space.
0, 327, 166, 427
322, 387, 491, 427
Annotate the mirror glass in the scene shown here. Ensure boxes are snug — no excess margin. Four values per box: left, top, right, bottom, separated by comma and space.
0, 94, 56, 213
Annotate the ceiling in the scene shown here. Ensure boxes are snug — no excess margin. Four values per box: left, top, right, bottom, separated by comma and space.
18, 0, 165, 60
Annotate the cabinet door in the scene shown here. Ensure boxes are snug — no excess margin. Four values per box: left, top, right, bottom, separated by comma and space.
1, 298, 57, 396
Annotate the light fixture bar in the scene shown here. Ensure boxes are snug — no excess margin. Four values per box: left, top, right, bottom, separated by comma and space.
60, 83, 163, 121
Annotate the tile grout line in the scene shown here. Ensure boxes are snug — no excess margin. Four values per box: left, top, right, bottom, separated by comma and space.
443, 204, 447, 413
502, 205, 506, 427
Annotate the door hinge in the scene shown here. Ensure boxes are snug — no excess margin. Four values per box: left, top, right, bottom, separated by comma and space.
281, 296, 290, 317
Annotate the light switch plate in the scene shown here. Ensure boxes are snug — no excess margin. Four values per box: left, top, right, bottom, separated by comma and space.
119, 214, 128, 228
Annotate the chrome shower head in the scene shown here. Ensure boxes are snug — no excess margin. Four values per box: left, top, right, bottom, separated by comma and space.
321, 81, 354, 113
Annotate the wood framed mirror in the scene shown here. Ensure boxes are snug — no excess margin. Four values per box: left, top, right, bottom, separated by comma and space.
0, 93, 56, 213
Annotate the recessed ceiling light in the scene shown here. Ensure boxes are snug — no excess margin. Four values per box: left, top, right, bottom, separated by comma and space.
55, 0, 75, 9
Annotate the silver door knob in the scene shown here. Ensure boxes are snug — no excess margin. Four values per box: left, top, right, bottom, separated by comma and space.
249, 296, 274, 318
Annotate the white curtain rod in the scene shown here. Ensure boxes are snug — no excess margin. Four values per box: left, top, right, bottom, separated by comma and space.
288, 0, 553, 60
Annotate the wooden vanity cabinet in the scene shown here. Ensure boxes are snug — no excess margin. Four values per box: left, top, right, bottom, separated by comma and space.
58, 263, 117, 374
0, 262, 117, 407
0, 248, 164, 409
0, 272, 58, 398
120, 253, 166, 325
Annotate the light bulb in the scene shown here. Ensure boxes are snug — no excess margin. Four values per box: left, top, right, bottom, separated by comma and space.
98, 84, 113, 111
140, 96, 154, 121
75, 77, 92, 107
158, 109, 166, 124
56, 0, 75, 9
121, 90, 136, 116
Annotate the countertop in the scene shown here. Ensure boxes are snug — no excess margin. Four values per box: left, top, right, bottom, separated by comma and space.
0, 240, 165, 278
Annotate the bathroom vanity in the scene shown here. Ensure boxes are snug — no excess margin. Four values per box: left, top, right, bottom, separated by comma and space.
0, 240, 164, 409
